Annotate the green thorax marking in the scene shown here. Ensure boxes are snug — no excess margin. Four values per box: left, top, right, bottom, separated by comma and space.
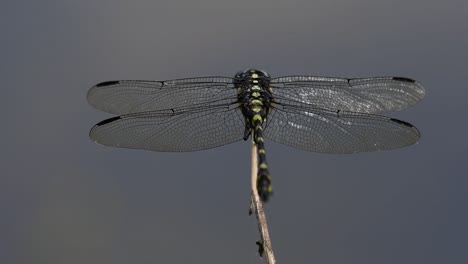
234, 69, 273, 139
252, 85, 261, 91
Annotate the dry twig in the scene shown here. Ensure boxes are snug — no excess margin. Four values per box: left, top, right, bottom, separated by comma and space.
250, 137, 276, 264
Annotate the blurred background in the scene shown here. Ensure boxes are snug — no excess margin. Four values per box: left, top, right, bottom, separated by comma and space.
2, 0, 467, 263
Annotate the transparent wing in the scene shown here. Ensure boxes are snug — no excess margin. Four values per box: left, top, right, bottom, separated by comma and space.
89, 105, 246, 152
270, 76, 425, 113
87, 77, 236, 115
264, 103, 420, 154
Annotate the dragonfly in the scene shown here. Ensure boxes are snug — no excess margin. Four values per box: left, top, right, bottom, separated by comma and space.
87, 69, 425, 202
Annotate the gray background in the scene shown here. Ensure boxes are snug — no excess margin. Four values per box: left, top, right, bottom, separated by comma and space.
2, 0, 467, 263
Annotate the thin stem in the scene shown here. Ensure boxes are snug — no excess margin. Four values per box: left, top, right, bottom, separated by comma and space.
251, 136, 276, 264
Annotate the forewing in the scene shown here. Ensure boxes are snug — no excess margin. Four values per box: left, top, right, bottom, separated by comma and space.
270, 76, 425, 113
264, 104, 420, 154
87, 77, 236, 115
89, 106, 245, 152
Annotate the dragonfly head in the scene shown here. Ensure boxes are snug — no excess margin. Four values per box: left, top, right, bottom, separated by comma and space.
234, 69, 270, 80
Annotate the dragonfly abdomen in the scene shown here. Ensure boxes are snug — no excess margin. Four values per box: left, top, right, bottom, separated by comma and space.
253, 117, 273, 201
234, 69, 274, 201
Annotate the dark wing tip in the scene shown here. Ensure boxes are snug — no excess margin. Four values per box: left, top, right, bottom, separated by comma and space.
90, 116, 121, 141
95, 81, 120, 87
389, 117, 421, 136
389, 118, 414, 128
390, 118, 422, 145
87, 81, 121, 111
392, 77, 416, 83
89, 116, 121, 142
94, 116, 121, 127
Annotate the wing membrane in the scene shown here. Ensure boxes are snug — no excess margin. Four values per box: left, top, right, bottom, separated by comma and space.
264, 104, 420, 154
89, 106, 246, 152
87, 77, 236, 115
270, 76, 425, 113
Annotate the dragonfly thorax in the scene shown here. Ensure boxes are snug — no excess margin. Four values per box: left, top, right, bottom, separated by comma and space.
234, 69, 273, 123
